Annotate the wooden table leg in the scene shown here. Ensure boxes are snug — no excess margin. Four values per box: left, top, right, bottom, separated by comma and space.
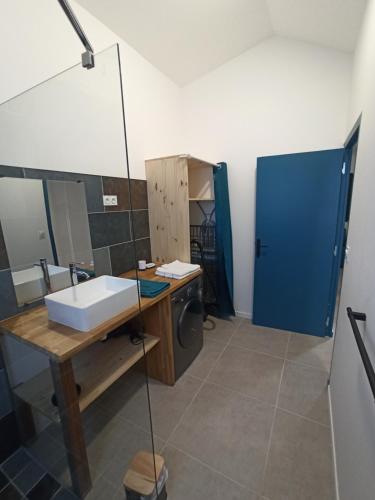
143, 298, 176, 385
13, 396, 36, 444
50, 359, 92, 498
0, 335, 35, 444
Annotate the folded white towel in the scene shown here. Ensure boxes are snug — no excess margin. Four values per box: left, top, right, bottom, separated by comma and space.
156, 269, 195, 280
156, 260, 200, 279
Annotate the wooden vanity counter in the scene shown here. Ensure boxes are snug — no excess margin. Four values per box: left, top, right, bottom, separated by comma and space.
0, 267, 202, 361
0, 268, 201, 498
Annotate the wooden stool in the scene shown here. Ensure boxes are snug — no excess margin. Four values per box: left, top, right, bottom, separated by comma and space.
123, 451, 167, 499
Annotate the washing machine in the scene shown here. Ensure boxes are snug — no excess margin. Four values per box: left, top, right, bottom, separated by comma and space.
171, 276, 204, 380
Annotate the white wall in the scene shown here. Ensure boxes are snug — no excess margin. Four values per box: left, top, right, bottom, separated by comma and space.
330, 1, 375, 499
0, 0, 181, 420
181, 37, 352, 316
0, 0, 182, 179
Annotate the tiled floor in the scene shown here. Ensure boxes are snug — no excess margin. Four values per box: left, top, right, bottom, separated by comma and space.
18, 316, 335, 500
0, 447, 73, 499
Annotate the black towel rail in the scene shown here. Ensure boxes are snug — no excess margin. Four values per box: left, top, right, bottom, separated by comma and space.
347, 307, 375, 399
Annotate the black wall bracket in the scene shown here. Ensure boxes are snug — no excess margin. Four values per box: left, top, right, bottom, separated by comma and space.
57, 0, 95, 69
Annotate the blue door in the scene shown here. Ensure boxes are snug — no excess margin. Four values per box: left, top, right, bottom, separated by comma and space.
253, 149, 346, 337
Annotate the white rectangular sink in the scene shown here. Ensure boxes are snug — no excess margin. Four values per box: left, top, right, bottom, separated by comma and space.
12, 265, 71, 305
45, 275, 139, 332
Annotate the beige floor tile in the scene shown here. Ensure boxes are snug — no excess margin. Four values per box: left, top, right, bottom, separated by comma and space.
231, 322, 290, 358
204, 316, 240, 344
263, 409, 334, 500
208, 345, 284, 404
286, 333, 333, 372
164, 445, 258, 500
186, 336, 226, 379
110, 374, 202, 440
278, 361, 330, 425
100, 421, 164, 488
169, 382, 274, 491
85, 475, 120, 500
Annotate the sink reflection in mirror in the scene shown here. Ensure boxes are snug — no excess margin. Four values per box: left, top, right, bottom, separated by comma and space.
0, 177, 94, 306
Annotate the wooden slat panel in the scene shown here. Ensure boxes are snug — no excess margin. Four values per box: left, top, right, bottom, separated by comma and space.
143, 297, 175, 385
146, 156, 190, 264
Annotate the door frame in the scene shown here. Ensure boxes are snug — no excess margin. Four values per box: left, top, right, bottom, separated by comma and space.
327, 116, 361, 336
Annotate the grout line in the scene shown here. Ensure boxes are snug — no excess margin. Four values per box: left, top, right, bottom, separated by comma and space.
162, 320, 241, 451
165, 443, 257, 494
260, 333, 291, 491
284, 356, 332, 374
92, 236, 150, 252
199, 379, 276, 407
88, 208, 148, 215
276, 406, 331, 428
228, 341, 287, 362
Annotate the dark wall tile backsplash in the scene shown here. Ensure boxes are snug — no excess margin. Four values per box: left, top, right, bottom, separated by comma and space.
0, 164, 152, 439
92, 247, 112, 277
134, 238, 152, 263
89, 212, 131, 249
129, 179, 148, 210
0, 165, 151, 321
0, 270, 19, 321
103, 177, 131, 211
23, 168, 104, 213
109, 242, 136, 277
131, 210, 150, 240
0, 223, 10, 270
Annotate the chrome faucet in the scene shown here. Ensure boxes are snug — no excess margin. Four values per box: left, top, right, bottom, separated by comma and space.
69, 262, 78, 286
39, 258, 52, 293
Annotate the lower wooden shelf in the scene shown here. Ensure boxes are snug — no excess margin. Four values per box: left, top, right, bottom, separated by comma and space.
13, 334, 160, 423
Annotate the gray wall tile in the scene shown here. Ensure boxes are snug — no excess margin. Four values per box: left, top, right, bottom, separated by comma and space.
0, 222, 10, 270
24, 169, 104, 213
0, 165, 24, 178
130, 180, 148, 209
0, 165, 149, 322
0, 270, 18, 321
134, 238, 151, 263
89, 212, 131, 249
109, 242, 135, 276
103, 177, 130, 211
131, 210, 150, 240
93, 247, 112, 277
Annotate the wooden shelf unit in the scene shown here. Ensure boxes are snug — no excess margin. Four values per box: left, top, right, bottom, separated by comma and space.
13, 334, 159, 423
145, 154, 215, 264
188, 157, 215, 200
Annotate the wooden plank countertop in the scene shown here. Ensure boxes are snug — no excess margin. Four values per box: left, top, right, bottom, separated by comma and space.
0, 267, 202, 362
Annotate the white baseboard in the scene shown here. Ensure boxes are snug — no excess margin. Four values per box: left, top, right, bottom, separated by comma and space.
235, 310, 252, 319
328, 384, 340, 500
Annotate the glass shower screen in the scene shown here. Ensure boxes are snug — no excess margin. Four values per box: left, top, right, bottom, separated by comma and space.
0, 44, 157, 498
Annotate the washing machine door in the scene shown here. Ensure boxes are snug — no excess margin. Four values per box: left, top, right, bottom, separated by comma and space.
177, 297, 203, 348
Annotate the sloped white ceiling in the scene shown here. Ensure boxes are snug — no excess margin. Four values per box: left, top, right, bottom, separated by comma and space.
267, 0, 367, 52
76, 0, 367, 85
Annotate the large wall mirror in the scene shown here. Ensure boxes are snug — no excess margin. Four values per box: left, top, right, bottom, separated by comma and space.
0, 177, 94, 306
